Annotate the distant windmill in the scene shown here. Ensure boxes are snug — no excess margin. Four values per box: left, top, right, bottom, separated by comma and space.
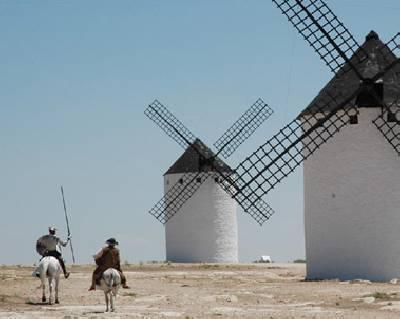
145, 99, 274, 262
221, 0, 400, 280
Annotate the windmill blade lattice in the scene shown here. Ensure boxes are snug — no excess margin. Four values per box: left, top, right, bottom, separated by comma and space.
230, 89, 359, 200
272, 0, 366, 75
366, 33, 400, 81
214, 99, 273, 159
151, 167, 275, 225
212, 0, 400, 226
373, 99, 400, 156
144, 100, 197, 150
272, 0, 400, 154
216, 172, 275, 225
149, 172, 210, 224
145, 99, 275, 224
237, 189, 275, 225
379, 33, 400, 65
370, 33, 400, 156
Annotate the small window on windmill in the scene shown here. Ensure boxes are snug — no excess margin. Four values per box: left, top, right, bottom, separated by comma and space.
179, 178, 184, 184
375, 81, 384, 101
355, 80, 384, 108
349, 114, 358, 125
347, 107, 358, 125
196, 177, 202, 183
166, 179, 170, 185
387, 111, 397, 123
214, 177, 219, 183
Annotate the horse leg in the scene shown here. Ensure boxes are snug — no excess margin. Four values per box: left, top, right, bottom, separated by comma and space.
104, 291, 109, 312
41, 275, 46, 303
55, 276, 60, 304
110, 290, 115, 312
48, 277, 53, 305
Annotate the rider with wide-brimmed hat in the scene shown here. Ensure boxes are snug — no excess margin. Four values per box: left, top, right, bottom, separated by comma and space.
89, 237, 130, 291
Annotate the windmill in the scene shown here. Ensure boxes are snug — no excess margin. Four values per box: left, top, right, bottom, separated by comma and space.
145, 99, 274, 262
217, 0, 400, 280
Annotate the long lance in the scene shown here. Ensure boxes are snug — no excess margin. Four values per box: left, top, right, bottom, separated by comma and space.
61, 186, 76, 263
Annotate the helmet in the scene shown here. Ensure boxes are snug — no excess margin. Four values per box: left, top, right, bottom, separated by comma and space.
48, 227, 57, 234
105, 238, 119, 246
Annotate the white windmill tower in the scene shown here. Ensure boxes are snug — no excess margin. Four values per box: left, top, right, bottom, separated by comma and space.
164, 139, 238, 263
301, 30, 400, 281
225, 0, 400, 280
145, 99, 274, 263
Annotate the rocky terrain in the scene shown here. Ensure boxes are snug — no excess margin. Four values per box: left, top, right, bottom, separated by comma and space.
1, 263, 400, 318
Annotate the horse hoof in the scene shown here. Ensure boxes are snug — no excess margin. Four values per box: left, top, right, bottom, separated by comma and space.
42, 297, 46, 303
48, 302, 52, 305
55, 299, 59, 304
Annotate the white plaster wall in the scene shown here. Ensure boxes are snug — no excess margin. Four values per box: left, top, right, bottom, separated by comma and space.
164, 173, 238, 263
303, 108, 400, 281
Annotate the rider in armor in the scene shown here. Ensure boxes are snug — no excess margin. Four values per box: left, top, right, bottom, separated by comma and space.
41, 227, 71, 278
88, 238, 129, 291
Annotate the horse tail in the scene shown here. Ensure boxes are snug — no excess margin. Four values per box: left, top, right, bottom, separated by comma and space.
108, 271, 114, 289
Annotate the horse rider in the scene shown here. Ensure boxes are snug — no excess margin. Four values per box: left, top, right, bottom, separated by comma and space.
42, 227, 71, 278
89, 237, 130, 291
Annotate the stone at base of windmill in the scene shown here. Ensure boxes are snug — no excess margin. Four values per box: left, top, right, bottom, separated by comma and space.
349, 279, 372, 284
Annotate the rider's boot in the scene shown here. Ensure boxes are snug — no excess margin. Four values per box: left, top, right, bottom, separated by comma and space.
88, 276, 96, 291
58, 258, 70, 279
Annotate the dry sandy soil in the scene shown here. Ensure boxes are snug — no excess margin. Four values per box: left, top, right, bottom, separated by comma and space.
1, 263, 400, 318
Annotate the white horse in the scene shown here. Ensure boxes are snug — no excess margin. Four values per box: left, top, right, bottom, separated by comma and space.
99, 268, 121, 312
32, 256, 62, 304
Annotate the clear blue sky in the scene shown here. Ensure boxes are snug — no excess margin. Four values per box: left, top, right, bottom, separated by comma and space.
1, 0, 399, 265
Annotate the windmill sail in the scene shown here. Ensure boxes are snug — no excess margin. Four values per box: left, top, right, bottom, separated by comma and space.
214, 99, 274, 159
372, 33, 400, 156
144, 100, 197, 150
373, 100, 400, 155
272, 0, 400, 156
225, 89, 358, 200
145, 99, 274, 224
149, 172, 211, 224
272, 0, 367, 75
227, 0, 400, 214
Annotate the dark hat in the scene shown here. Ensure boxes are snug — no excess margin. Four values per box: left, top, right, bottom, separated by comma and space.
106, 238, 119, 246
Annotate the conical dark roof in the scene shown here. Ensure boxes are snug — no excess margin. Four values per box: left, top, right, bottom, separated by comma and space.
300, 31, 400, 117
164, 139, 232, 175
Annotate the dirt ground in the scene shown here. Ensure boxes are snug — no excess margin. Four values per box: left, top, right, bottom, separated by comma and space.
2, 263, 400, 318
